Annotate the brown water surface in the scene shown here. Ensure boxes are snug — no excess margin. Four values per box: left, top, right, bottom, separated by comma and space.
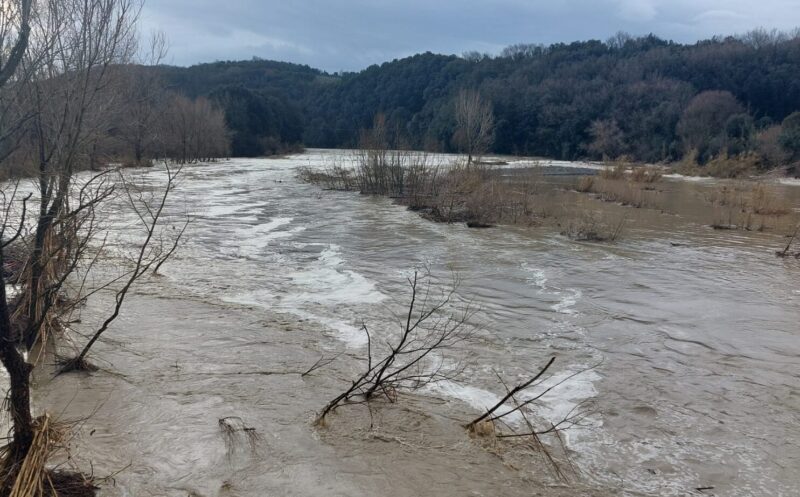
12, 150, 800, 496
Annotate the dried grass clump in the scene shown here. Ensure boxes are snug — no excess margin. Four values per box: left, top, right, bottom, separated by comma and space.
750, 183, 791, 216
630, 166, 663, 183
468, 420, 497, 438
703, 153, 760, 179
297, 164, 357, 191
410, 165, 542, 226
561, 213, 624, 242
583, 178, 658, 209
575, 176, 595, 193
706, 181, 792, 231
598, 163, 626, 180
0, 415, 96, 497
576, 164, 662, 210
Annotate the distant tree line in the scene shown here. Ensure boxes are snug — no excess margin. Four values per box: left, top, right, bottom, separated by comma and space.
156, 29, 800, 169
1, 56, 230, 180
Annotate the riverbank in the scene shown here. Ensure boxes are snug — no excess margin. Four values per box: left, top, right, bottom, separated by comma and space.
299, 151, 800, 245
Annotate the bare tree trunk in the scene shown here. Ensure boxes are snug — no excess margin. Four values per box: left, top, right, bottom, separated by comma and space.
0, 275, 34, 462
0, 0, 35, 486
454, 89, 494, 165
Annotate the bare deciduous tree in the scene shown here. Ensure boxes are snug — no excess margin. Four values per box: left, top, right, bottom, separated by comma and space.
453, 89, 494, 165
160, 93, 229, 163
0, 1, 187, 493
59, 163, 185, 373
587, 118, 626, 160
0, 0, 39, 491
115, 33, 169, 166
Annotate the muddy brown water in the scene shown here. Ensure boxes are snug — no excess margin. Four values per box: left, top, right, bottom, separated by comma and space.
7, 150, 800, 496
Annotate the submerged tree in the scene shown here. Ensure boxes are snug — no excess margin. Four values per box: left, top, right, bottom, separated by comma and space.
0, 0, 186, 494
0, 0, 39, 491
453, 89, 494, 165
161, 93, 230, 163
115, 34, 169, 166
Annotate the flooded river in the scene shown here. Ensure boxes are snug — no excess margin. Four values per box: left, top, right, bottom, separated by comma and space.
28, 150, 800, 496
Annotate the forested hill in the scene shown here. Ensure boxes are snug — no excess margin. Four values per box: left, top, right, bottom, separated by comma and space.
157, 32, 800, 166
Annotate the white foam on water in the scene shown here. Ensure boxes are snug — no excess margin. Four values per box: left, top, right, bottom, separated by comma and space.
428, 366, 601, 436
222, 243, 385, 349
503, 159, 604, 171
202, 201, 266, 218
425, 381, 526, 424
282, 244, 385, 307
663, 173, 716, 182
220, 217, 298, 258
289, 309, 368, 348
552, 288, 582, 315
530, 368, 601, 429
521, 263, 547, 291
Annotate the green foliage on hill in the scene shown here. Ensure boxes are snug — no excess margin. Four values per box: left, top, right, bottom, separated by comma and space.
158, 31, 800, 165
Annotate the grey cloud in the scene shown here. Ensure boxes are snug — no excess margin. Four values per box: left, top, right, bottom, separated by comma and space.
140, 0, 800, 71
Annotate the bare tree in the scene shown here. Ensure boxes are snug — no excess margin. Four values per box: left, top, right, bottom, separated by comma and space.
453, 89, 494, 165
0, 0, 182, 493
587, 118, 626, 160
354, 114, 414, 196
0, 0, 31, 88
160, 93, 229, 163
115, 33, 169, 166
0, 0, 38, 491
59, 163, 184, 372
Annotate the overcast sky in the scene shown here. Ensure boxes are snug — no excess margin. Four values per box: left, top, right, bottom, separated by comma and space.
140, 0, 800, 72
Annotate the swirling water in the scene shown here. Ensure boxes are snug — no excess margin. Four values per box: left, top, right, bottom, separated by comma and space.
23, 150, 800, 496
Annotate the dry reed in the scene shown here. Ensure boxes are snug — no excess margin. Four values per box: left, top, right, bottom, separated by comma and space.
1, 414, 95, 497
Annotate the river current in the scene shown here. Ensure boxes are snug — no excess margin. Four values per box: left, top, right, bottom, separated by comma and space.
25, 150, 800, 496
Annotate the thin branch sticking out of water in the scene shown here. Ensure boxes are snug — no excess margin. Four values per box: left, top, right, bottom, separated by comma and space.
316, 269, 475, 425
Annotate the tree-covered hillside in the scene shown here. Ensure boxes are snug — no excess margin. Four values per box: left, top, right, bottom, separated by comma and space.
158, 31, 800, 167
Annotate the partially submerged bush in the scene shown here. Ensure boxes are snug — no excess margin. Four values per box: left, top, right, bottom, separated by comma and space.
0, 414, 97, 497
751, 183, 791, 216
316, 270, 475, 425
219, 417, 260, 458
575, 176, 595, 193
630, 166, 662, 183
576, 176, 659, 209
466, 357, 595, 482
706, 181, 791, 230
300, 156, 544, 228
297, 164, 356, 191
598, 163, 626, 180
703, 153, 760, 178
561, 213, 624, 242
